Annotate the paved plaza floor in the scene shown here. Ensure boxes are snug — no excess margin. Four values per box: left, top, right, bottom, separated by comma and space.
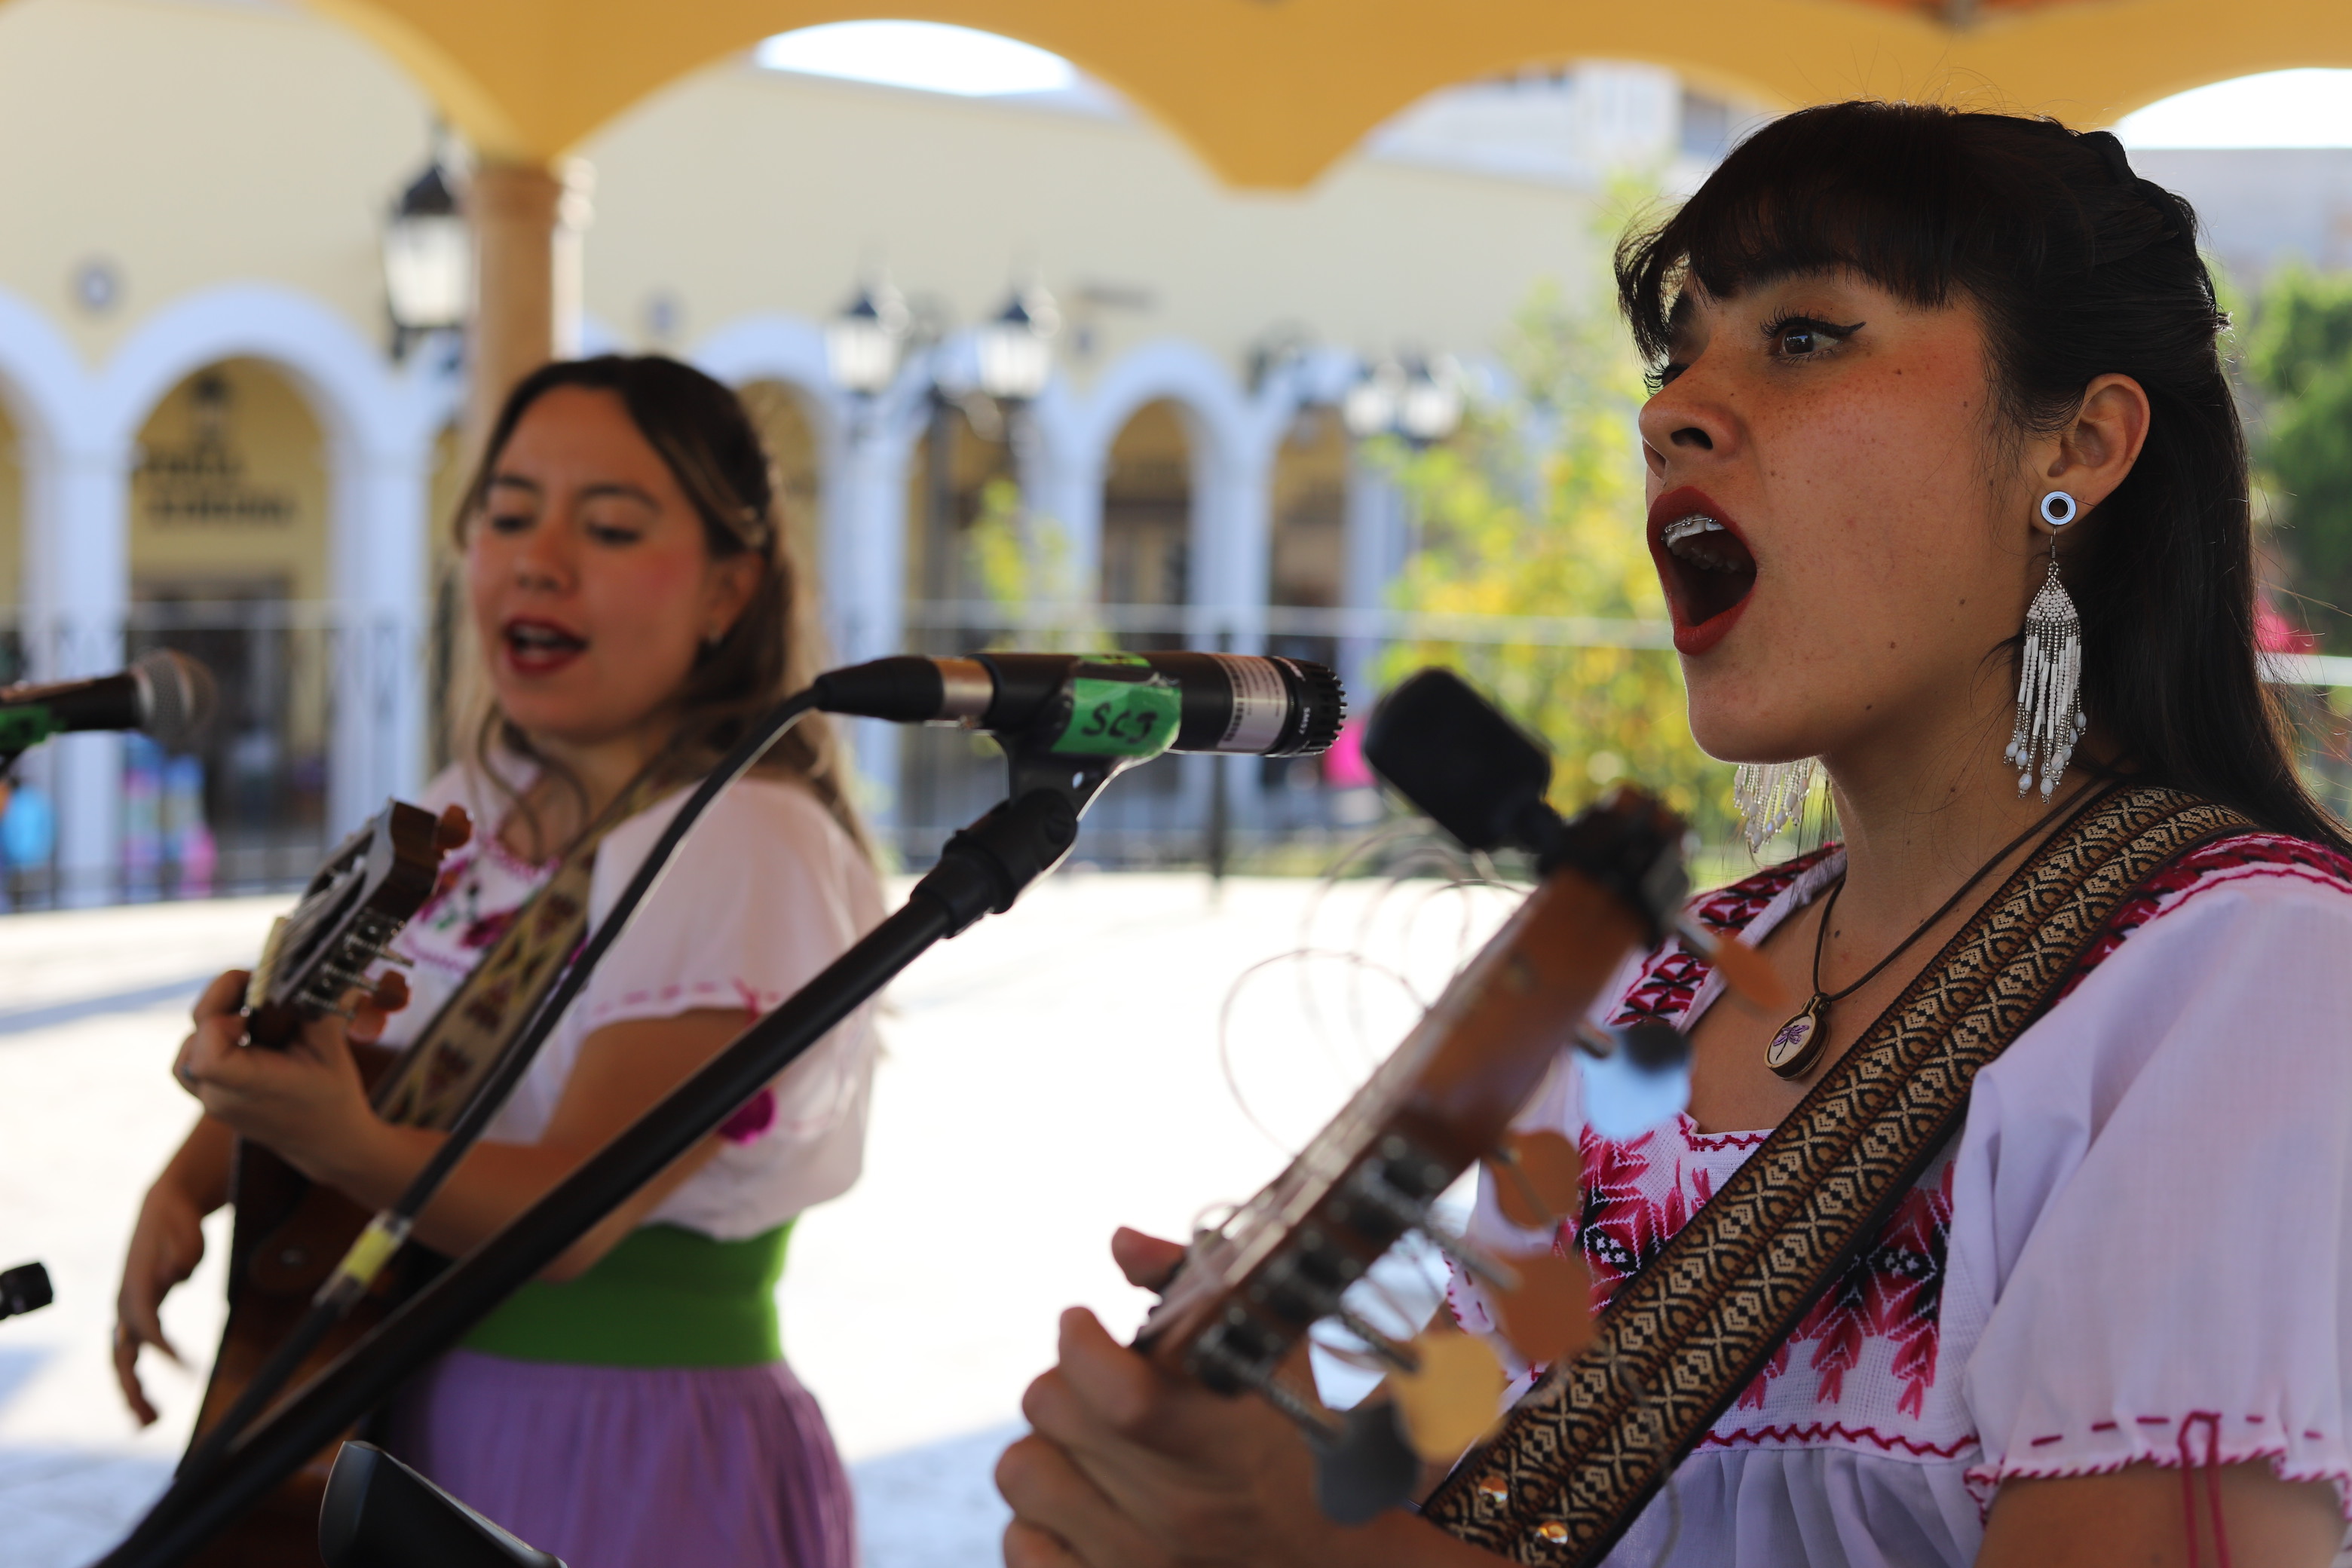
0, 864, 1507, 1566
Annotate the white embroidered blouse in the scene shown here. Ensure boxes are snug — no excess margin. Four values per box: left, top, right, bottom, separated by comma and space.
1447, 831, 2352, 1566
370, 762, 886, 1241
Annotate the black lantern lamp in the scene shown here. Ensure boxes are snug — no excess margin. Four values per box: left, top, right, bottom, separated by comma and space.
825, 280, 909, 397
975, 284, 1059, 403
1344, 354, 1463, 445
382, 157, 468, 360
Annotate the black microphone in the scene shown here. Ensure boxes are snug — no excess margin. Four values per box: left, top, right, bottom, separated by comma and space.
811, 652, 1345, 758
0, 648, 217, 757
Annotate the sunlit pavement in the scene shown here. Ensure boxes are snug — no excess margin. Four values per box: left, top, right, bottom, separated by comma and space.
0, 868, 1504, 1567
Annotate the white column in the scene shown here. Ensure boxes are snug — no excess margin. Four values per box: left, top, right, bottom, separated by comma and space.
827, 409, 916, 830
23, 439, 131, 905
329, 436, 431, 834
1343, 449, 1406, 712
1193, 441, 1275, 833
1023, 387, 1103, 606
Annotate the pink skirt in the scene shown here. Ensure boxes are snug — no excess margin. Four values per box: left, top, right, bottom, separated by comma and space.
386, 1349, 856, 1568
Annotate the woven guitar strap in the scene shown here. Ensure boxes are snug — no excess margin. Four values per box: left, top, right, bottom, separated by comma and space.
1421, 785, 2248, 1564
369, 761, 679, 1132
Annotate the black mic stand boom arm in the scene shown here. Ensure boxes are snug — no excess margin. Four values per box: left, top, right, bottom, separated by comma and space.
101, 780, 1093, 1568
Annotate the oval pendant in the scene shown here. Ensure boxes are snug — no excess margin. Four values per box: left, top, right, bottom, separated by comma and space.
1765, 994, 1830, 1079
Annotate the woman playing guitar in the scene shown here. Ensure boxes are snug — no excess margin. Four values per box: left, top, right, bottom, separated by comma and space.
999, 106, 2352, 1566
115, 357, 880, 1568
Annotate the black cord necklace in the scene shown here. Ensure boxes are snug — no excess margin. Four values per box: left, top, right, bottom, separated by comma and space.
1763, 781, 2101, 1079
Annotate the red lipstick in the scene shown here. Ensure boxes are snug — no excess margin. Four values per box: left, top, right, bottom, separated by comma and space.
1647, 485, 1758, 657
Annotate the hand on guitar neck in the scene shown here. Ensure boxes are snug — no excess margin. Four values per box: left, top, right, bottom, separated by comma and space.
114, 801, 784, 1432
1000, 1228, 1511, 1568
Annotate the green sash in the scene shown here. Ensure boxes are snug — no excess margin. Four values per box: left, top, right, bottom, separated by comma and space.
461, 1222, 793, 1368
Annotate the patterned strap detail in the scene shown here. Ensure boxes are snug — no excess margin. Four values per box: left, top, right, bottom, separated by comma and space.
1419, 787, 2248, 1563
371, 764, 679, 1131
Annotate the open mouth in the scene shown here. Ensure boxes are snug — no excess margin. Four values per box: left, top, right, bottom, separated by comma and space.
502, 618, 588, 672
1649, 492, 1757, 654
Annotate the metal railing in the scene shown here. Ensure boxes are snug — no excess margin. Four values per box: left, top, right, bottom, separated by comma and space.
1, 597, 2344, 904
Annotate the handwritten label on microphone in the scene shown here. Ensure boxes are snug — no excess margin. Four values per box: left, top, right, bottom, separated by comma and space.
1057, 677, 1181, 758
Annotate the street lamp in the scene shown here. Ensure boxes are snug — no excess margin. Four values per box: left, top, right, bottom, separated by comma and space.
1343, 357, 1408, 441
381, 156, 468, 360
975, 285, 1060, 403
825, 280, 908, 397
1344, 354, 1464, 445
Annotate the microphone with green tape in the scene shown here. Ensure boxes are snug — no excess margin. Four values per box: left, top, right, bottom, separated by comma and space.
810, 652, 1345, 761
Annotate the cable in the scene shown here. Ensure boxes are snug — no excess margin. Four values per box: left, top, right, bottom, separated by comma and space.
176, 689, 820, 1490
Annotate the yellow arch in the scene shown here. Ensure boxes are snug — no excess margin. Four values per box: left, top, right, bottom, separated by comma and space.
289, 0, 2352, 185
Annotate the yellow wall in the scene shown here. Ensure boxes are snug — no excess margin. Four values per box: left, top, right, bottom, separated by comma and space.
130, 358, 330, 602
738, 378, 823, 575
1103, 399, 1188, 605
0, 0, 435, 361
0, 3, 1612, 399
1269, 406, 1344, 608
581, 64, 1603, 388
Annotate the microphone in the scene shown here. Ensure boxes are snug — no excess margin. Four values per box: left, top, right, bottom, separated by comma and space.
0, 648, 218, 756
811, 652, 1345, 758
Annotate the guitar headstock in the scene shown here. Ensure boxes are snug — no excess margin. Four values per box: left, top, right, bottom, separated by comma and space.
1136, 786, 1686, 1380
243, 801, 450, 1050
1133, 670, 1701, 1521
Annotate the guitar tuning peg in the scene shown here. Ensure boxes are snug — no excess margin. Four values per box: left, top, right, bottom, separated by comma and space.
1484, 1130, 1581, 1230
1311, 1399, 1421, 1525
1487, 1248, 1593, 1367
1387, 1330, 1507, 1462
434, 804, 473, 852
1674, 914, 1792, 1012
1331, 1307, 1422, 1374
1579, 1020, 1692, 1140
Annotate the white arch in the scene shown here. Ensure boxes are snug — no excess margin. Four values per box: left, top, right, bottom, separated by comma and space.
96, 286, 438, 852
1030, 339, 1260, 626
690, 316, 853, 638
0, 288, 95, 461
94, 283, 422, 455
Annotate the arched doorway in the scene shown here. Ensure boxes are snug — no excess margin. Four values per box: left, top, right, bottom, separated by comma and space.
1101, 399, 1191, 628
128, 358, 331, 893
738, 378, 825, 583
895, 394, 1016, 856
1266, 403, 1346, 831
1092, 398, 1194, 855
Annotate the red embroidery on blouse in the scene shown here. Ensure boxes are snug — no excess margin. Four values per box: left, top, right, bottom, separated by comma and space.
2056, 832, 2352, 1000
1693, 1422, 1977, 1458
1563, 831, 2352, 1447
719, 1086, 776, 1144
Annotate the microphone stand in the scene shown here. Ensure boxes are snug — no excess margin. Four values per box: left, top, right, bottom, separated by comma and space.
100, 748, 1126, 1568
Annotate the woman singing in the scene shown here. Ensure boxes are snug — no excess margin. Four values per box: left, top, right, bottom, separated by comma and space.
997, 106, 2352, 1566
115, 357, 880, 1568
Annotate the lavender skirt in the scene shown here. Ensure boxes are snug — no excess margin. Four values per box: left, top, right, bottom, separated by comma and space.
386, 1349, 856, 1568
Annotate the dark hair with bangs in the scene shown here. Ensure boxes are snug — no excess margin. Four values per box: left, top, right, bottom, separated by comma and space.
452, 354, 868, 858
1619, 100, 2347, 851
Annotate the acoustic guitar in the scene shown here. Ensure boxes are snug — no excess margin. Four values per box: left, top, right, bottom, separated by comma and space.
1135, 670, 1784, 1521
182, 799, 454, 1566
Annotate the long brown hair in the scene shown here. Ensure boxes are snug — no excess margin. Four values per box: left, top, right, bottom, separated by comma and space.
449, 354, 868, 856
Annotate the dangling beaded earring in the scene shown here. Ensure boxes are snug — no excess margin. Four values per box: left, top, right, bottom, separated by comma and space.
2005, 491, 2087, 799
1733, 758, 1817, 856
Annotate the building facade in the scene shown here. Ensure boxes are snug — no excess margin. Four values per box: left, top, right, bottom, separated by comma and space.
0, 0, 1772, 896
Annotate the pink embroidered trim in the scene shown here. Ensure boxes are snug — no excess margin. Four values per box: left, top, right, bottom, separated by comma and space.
1694, 1421, 1978, 1459
583, 977, 786, 1030
1967, 1441, 2352, 1521
1683, 1119, 1769, 1152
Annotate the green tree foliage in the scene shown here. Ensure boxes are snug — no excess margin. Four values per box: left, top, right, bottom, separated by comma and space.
2248, 262, 2352, 636
1377, 282, 1738, 840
